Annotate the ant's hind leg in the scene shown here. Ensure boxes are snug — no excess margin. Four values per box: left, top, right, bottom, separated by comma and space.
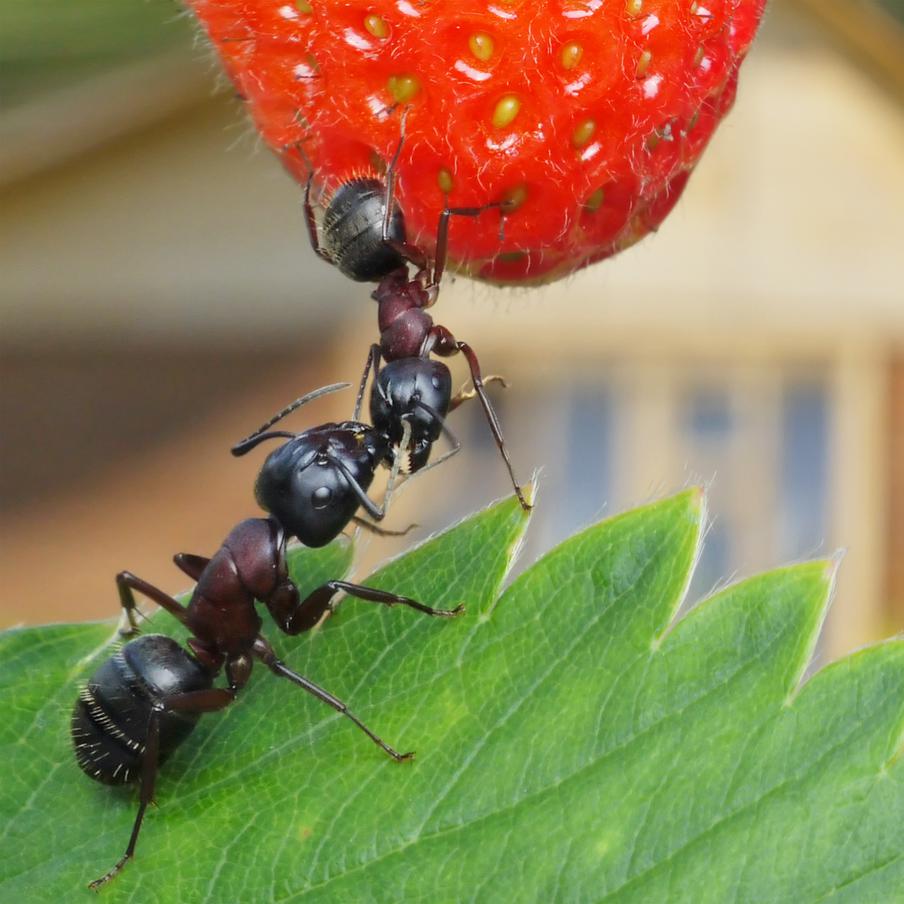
88, 711, 162, 891
88, 679, 243, 891
380, 120, 431, 271
430, 203, 504, 289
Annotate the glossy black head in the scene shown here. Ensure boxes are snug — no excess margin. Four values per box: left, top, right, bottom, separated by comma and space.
370, 359, 453, 472
254, 423, 386, 547
322, 178, 406, 282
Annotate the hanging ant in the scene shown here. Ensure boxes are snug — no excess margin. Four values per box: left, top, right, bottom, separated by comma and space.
301, 130, 532, 511
71, 384, 463, 890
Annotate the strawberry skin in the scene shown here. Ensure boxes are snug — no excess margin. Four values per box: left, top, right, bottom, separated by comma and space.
189, 0, 766, 285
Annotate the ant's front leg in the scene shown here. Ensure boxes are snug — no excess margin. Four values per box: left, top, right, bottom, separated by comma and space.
429, 328, 531, 510
116, 572, 189, 637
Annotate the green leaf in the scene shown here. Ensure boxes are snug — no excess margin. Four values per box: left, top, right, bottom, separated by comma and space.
0, 491, 901, 902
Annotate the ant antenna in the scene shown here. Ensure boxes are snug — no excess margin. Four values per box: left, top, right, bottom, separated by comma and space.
231, 382, 350, 457
229, 430, 298, 457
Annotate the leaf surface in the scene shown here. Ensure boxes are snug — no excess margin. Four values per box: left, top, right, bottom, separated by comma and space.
0, 491, 901, 903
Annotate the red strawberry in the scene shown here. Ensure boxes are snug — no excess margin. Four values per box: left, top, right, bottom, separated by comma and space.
188, 0, 765, 285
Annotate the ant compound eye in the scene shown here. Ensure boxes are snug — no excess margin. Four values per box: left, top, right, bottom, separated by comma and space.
312, 486, 332, 510
431, 375, 442, 390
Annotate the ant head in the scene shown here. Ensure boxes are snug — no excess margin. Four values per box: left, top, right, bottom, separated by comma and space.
253, 425, 384, 547
322, 178, 407, 282
370, 358, 452, 472
230, 383, 386, 547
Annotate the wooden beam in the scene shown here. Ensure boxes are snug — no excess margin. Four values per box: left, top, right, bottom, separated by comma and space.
887, 358, 904, 628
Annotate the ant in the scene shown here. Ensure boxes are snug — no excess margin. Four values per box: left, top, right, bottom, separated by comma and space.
71, 384, 463, 890
301, 130, 532, 511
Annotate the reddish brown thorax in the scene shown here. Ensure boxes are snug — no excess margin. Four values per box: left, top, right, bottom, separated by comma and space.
372, 267, 435, 361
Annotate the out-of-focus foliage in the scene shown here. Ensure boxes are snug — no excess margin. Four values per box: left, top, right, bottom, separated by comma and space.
877, 0, 904, 23
1, 0, 193, 107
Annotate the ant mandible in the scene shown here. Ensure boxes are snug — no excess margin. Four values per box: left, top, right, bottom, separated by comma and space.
71, 384, 463, 891
301, 128, 532, 511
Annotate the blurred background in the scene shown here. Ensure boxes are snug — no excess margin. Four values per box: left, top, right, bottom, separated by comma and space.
1, 0, 903, 665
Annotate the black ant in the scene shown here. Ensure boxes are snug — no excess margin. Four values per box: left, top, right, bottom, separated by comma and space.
301, 131, 532, 511
71, 383, 463, 890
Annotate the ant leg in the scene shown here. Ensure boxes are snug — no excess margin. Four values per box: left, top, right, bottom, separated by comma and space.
252, 636, 415, 762
272, 567, 463, 636
334, 580, 464, 617
304, 173, 332, 263
88, 674, 246, 891
449, 374, 508, 412
88, 710, 162, 891
173, 553, 210, 582
457, 340, 531, 510
300, 579, 463, 621
380, 118, 431, 271
431, 203, 503, 289
351, 516, 418, 537
429, 331, 530, 510
354, 344, 382, 421
381, 127, 405, 240
116, 572, 189, 636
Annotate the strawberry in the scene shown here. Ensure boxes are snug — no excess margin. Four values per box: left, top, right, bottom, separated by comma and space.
188, 0, 765, 285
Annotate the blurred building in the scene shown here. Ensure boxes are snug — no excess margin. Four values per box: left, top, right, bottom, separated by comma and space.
1, 0, 903, 662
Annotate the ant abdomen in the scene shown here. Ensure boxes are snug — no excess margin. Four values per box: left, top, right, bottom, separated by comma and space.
322, 178, 406, 282
71, 635, 213, 786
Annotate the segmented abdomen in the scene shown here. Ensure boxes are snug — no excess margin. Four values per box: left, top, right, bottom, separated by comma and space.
71, 634, 213, 785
